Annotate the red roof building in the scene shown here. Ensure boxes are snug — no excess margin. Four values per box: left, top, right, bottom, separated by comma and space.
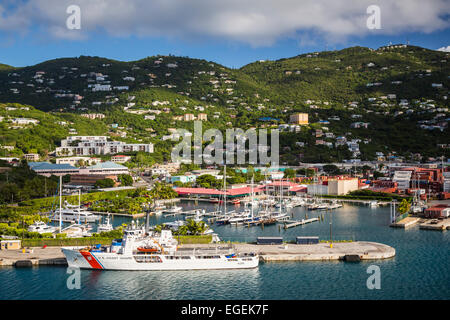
424, 205, 450, 218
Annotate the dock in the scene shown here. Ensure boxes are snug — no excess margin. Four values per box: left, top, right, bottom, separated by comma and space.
283, 218, 319, 229
419, 219, 450, 231
0, 240, 396, 266
0, 247, 67, 267
183, 241, 396, 262
390, 216, 421, 229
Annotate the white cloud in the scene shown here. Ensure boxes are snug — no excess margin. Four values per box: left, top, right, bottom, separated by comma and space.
1, 0, 449, 46
437, 46, 450, 52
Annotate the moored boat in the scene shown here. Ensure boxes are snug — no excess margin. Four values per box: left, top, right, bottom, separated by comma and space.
62, 228, 259, 270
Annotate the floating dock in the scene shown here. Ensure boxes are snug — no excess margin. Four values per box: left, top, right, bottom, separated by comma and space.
283, 218, 319, 229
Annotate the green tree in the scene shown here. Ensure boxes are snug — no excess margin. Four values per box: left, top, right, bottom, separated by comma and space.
95, 178, 116, 189
118, 174, 133, 186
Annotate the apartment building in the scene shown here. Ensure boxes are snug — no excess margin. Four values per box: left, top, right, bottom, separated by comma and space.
56, 136, 153, 156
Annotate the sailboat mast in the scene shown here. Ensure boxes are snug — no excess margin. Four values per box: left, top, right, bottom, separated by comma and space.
59, 175, 62, 232
279, 179, 282, 215
224, 165, 227, 215
78, 189, 81, 225
251, 176, 254, 218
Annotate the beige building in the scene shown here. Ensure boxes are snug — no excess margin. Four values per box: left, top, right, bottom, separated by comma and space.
197, 113, 208, 121
327, 178, 359, 195
56, 157, 100, 166
289, 113, 309, 125
24, 153, 39, 161
111, 155, 132, 163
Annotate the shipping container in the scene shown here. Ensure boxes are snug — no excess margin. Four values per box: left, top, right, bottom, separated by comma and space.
296, 236, 319, 245
256, 237, 283, 245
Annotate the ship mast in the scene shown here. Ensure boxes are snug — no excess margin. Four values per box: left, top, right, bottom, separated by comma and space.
224, 164, 227, 215
59, 175, 62, 232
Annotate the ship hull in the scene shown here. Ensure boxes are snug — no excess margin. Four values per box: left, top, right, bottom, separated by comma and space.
62, 248, 259, 271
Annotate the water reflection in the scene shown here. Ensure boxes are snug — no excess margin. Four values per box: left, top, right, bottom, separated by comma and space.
80, 267, 261, 300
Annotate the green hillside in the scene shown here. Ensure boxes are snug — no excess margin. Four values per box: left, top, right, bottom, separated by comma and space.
0, 45, 448, 163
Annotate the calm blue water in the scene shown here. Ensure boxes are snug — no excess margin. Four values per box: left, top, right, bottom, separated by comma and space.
1, 202, 449, 300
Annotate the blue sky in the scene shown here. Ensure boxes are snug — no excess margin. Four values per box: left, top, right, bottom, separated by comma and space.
0, 0, 449, 68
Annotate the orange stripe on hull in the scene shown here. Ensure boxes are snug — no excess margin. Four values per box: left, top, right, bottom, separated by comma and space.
80, 251, 103, 269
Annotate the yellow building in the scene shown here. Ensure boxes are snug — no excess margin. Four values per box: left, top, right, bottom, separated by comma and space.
327, 178, 359, 195
289, 113, 309, 125
1, 240, 21, 250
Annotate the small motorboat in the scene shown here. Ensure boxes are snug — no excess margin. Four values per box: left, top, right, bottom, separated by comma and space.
27, 221, 57, 234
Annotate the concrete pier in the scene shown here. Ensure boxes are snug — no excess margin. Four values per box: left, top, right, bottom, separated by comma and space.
419, 219, 450, 231
183, 241, 396, 262
390, 217, 421, 229
0, 247, 67, 267
0, 241, 396, 267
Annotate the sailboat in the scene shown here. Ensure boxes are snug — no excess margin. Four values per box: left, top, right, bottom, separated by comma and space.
242, 177, 261, 225
269, 180, 289, 221
216, 165, 233, 225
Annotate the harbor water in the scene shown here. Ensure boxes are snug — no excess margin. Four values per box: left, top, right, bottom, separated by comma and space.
0, 202, 449, 300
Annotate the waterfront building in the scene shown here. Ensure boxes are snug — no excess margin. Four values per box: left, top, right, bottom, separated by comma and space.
327, 178, 359, 195
424, 205, 450, 218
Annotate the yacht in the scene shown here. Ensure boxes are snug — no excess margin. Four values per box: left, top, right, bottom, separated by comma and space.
228, 211, 252, 225
328, 200, 343, 209
60, 223, 93, 238
27, 221, 57, 234
162, 206, 183, 214
97, 214, 113, 233
52, 206, 101, 223
369, 201, 379, 208
62, 228, 259, 271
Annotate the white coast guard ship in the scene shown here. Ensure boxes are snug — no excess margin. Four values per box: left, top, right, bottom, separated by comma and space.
61, 224, 258, 271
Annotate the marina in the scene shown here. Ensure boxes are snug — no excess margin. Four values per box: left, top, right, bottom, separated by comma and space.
1, 201, 449, 300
